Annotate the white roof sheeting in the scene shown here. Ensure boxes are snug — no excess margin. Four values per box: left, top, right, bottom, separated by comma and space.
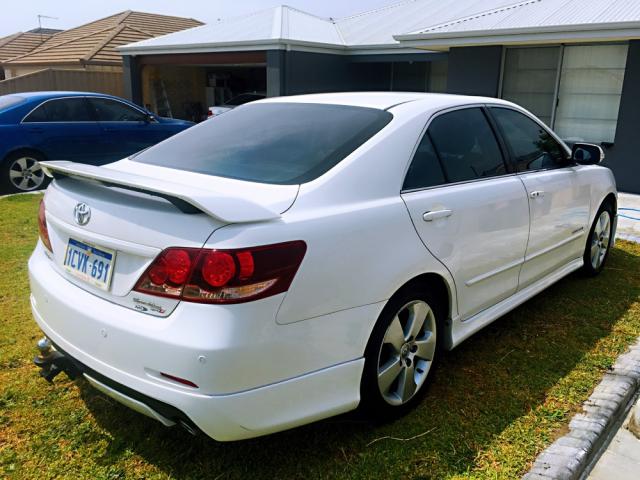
335, 0, 519, 46
119, 0, 640, 55
396, 0, 640, 47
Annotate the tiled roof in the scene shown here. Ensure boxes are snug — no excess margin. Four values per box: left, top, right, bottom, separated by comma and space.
4, 11, 203, 66
0, 31, 56, 62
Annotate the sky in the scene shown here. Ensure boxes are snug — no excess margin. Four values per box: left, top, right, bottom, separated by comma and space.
1, 0, 394, 37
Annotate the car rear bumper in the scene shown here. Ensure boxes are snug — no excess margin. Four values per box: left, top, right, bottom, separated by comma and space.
28, 242, 366, 441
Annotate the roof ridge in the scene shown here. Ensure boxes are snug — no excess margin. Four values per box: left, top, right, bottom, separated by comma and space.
121, 24, 155, 38
416, 0, 541, 33
83, 24, 127, 61
281, 4, 334, 22
338, 0, 420, 22
4, 25, 116, 63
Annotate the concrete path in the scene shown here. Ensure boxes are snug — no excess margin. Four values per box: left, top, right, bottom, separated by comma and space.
588, 398, 640, 480
617, 192, 640, 242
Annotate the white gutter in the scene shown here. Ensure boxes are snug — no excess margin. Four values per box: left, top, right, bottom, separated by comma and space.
395, 21, 640, 49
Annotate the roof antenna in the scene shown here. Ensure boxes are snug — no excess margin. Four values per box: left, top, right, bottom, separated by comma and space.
37, 14, 58, 42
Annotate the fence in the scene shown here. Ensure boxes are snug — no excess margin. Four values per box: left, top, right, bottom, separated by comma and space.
0, 68, 124, 97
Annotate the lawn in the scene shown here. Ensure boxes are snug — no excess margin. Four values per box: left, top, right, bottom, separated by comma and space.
1, 192, 639, 480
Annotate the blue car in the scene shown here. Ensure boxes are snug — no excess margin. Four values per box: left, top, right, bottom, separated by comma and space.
0, 92, 193, 193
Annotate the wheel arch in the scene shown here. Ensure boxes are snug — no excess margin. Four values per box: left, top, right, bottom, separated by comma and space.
2, 147, 47, 163
384, 272, 455, 349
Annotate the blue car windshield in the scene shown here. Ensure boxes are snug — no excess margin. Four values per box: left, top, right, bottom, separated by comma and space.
132, 103, 393, 185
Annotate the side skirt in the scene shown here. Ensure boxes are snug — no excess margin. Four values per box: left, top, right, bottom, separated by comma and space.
447, 257, 584, 349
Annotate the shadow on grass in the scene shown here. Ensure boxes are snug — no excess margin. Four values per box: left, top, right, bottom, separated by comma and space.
77, 246, 640, 480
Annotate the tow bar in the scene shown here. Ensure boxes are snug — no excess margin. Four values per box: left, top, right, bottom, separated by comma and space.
33, 337, 80, 382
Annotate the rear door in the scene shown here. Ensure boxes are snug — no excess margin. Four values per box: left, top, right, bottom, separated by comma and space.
488, 107, 591, 289
22, 97, 102, 163
87, 97, 167, 162
401, 106, 530, 320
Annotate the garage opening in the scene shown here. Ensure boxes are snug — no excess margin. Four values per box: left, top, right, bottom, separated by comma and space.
138, 52, 266, 122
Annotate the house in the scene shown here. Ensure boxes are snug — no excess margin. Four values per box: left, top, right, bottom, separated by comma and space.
0, 11, 202, 97
118, 0, 640, 193
0, 28, 61, 79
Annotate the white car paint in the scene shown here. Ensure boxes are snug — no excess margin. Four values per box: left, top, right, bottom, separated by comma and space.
29, 92, 617, 441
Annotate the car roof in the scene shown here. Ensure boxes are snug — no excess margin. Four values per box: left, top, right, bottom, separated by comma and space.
259, 92, 515, 111
4, 91, 122, 101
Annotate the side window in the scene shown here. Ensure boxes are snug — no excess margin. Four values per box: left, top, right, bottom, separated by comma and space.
24, 98, 93, 122
403, 133, 446, 190
88, 98, 147, 122
428, 108, 507, 183
490, 107, 567, 172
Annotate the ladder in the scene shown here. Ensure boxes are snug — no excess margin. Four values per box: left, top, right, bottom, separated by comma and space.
152, 79, 172, 118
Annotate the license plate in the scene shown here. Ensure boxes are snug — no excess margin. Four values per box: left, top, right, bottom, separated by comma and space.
63, 238, 116, 291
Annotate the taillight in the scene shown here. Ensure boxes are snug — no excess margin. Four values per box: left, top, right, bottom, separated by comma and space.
38, 199, 53, 253
134, 241, 306, 304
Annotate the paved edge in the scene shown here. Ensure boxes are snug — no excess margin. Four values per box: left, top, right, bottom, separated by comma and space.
522, 339, 640, 480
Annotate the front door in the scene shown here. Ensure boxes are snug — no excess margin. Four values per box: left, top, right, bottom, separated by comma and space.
401, 107, 530, 320
488, 106, 591, 289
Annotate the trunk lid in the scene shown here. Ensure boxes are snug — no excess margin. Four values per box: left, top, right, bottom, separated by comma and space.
40, 159, 299, 313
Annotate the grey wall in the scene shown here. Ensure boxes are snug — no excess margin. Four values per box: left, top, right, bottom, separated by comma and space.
446, 46, 503, 97
122, 55, 142, 105
607, 40, 640, 194
283, 51, 390, 95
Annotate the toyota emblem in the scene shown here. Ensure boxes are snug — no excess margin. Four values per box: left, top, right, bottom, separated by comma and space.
73, 203, 91, 226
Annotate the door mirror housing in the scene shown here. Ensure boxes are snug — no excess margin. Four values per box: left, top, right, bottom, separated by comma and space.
144, 113, 155, 123
572, 143, 605, 165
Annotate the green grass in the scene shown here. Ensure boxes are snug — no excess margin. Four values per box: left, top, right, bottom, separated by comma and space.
1, 193, 639, 480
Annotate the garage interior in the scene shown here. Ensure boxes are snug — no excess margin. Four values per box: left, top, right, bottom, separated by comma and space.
138, 52, 266, 122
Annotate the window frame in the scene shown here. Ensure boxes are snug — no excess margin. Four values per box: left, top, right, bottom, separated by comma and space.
485, 104, 573, 174
498, 42, 629, 146
86, 96, 154, 123
401, 104, 513, 194
21, 96, 96, 124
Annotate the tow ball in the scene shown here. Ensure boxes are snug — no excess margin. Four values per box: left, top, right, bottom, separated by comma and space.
33, 337, 80, 382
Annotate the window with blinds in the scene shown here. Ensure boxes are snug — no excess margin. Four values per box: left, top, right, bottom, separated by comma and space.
501, 44, 629, 144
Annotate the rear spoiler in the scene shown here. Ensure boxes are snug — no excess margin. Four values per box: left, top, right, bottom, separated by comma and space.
40, 161, 281, 223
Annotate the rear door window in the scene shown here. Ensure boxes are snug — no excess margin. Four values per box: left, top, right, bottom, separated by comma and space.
403, 133, 446, 190
133, 103, 393, 185
24, 98, 93, 122
427, 108, 507, 184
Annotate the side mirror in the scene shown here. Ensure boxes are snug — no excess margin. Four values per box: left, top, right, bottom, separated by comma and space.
572, 143, 605, 165
144, 113, 155, 123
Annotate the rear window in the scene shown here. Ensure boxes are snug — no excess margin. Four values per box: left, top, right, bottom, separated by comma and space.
0, 95, 25, 111
133, 103, 393, 185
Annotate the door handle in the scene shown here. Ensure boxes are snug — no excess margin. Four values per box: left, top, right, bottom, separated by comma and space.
423, 209, 453, 222
529, 190, 545, 199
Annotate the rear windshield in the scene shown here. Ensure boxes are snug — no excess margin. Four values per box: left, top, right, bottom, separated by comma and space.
133, 103, 392, 185
0, 95, 25, 111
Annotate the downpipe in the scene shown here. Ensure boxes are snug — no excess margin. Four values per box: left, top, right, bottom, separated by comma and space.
33, 337, 80, 382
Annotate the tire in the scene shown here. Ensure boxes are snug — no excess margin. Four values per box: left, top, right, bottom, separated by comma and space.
360, 284, 444, 419
582, 202, 614, 276
0, 151, 49, 194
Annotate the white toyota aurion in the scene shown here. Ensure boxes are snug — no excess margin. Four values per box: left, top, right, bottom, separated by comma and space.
29, 92, 617, 441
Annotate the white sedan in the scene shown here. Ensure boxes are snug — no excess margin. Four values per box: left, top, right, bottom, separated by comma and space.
29, 92, 617, 441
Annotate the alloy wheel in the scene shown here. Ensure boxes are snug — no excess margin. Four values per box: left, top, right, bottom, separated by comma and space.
9, 157, 44, 191
377, 300, 437, 406
590, 210, 611, 270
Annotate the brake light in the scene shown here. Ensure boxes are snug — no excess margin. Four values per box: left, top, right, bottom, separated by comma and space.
38, 199, 53, 253
134, 241, 306, 304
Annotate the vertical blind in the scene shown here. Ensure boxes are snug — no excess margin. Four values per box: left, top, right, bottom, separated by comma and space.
501, 44, 628, 144
502, 47, 560, 126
